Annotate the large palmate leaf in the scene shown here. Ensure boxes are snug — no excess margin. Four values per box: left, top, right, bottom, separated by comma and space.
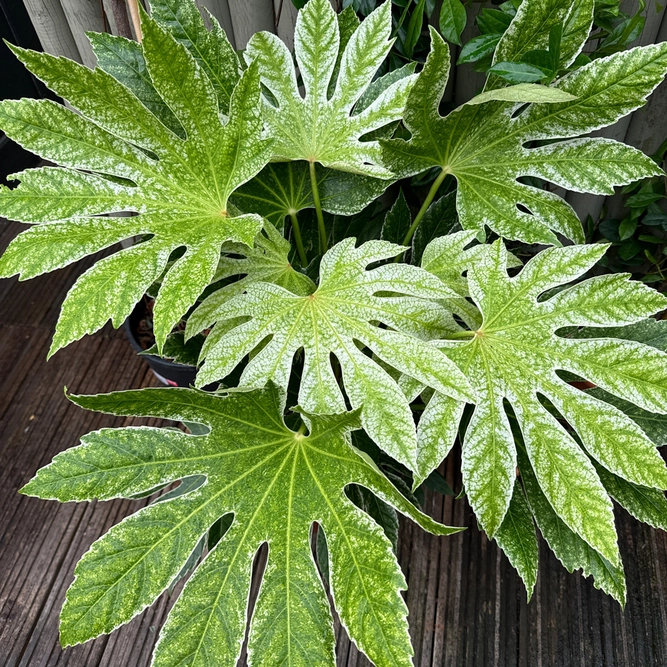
382, 27, 667, 244
187, 239, 475, 471
0, 9, 271, 352
245, 0, 416, 178
424, 241, 667, 567
231, 161, 390, 226
21, 384, 462, 667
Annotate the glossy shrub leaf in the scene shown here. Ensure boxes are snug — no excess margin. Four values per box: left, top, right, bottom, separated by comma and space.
411, 192, 459, 265
439, 0, 467, 46
383, 29, 667, 244
487, 0, 595, 91
21, 384, 462, 666
231, 161, 390, 226
429, 241, 667, 564
381, 190, 412, 245
187, 239, 475, 471
405, 0, 427, 58
458, 33, 502, 64
245, 0, 417, 178
0, 11, 272, 352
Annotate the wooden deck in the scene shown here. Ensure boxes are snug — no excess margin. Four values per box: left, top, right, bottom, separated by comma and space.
2, 217, 667, 666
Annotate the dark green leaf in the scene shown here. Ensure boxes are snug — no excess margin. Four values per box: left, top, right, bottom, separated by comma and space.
422, 469, 455, 496
618, 239, 642, 259
627, 192, 664, 208
487, 61, 548, 83
439, 0, 467, 46
458, 33, 503, 64
618, 216, 637, 240
405, 0, 427, 57
381, 190, 412, 245
412, 191, 458, 265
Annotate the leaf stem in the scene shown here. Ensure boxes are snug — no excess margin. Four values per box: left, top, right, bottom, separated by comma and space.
447, 330, 476, 339
309, 161, 328, 255
289, 211, 308, 267
402, 168, 449, 247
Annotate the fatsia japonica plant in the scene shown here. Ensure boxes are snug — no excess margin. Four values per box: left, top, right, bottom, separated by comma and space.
4, 0, 667, 663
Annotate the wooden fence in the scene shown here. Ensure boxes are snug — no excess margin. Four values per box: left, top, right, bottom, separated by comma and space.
16, 0, 667, 221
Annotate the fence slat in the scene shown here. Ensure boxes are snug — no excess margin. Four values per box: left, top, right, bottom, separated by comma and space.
21, 0, 82, 62
227, 0, 274, 48
274, 0, 298, 50
58, 0, 105, 67
453, 4, 486, 105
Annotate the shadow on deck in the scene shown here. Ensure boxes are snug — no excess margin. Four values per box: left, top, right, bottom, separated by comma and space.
1, 218, 667, 667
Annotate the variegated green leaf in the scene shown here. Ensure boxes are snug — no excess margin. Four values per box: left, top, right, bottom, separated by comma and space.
187, 239, 475, 471
595, 462, 667, 532
494, 479, 539, 599
245, 0, 416, 178
486, 0, 595, 90
0, 10, 272, 353
517, 441, 626, 604
382, 29, 667, 244
427, 241, 667, 563
21, 384, 462, 666
231, 161, 390, 226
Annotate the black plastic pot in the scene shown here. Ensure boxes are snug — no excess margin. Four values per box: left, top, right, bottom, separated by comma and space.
124, 302, 198, 387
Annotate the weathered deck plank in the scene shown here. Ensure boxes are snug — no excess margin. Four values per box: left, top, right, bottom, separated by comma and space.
1, 216, 667, 666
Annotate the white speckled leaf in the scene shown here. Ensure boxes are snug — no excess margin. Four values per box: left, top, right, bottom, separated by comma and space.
231, 161, 390, 226
429, 241, 667, 561
494, 479, 539, 600
188, 239, 475, 471
382, 29, 667, 244
0, 10, 272, 353
245, 0, 416, 178
486, 0, 594, 91
517, 441, 626, 604
20, 384, 462, 666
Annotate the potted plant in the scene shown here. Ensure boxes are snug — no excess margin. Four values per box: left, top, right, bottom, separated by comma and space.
2, 0, 667, 664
